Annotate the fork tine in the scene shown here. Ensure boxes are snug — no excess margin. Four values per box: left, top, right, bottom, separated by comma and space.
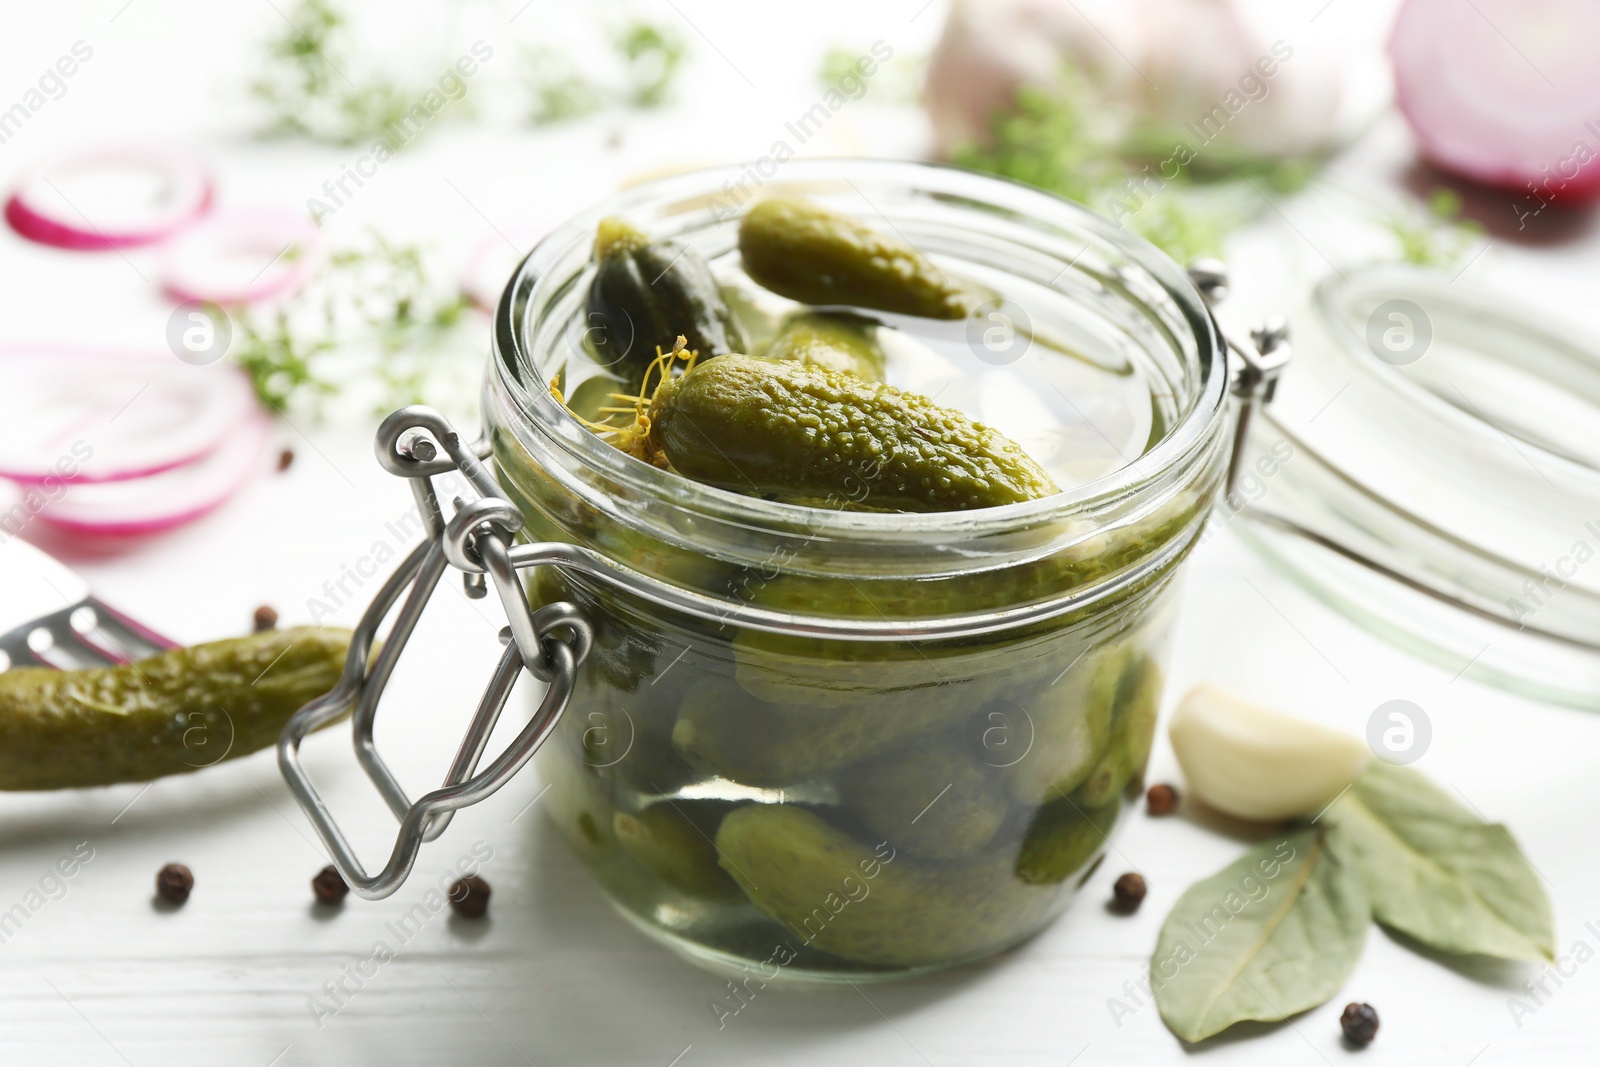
0, 600, 174, 672
83, 600, 176, 663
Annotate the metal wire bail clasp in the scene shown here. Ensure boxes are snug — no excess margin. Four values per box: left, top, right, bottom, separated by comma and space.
277, 406, 593, 901
1188, 259, 1293, 496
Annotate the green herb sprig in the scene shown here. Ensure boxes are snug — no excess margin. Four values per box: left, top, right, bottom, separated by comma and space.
949, 70, 1331, 264
524, 17, 686, 125
950, 74, 1278, 262
232, 231, 475, 416
816, 43, 922, 105
250, 0, 434, 146
1388, 188, 1485, 269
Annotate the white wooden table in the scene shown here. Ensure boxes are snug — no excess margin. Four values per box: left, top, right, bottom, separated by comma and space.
3, 2, 1598, 1064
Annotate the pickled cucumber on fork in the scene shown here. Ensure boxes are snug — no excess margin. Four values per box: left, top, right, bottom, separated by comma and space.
0, 628, 351, 790
738, 197, 989, 320
586, 217, 746, 384
645, 355, 1059, 511
715, 804, 1058, 967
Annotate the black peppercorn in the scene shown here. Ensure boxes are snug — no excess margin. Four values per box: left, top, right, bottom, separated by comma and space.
1340, 1002, 1379, 1046
253, 605, 279, 632
311, 865, 349, 906
1111, 872, 1147, 913
449, 875, 491, 919
156, 863, 193, 904
1146, 783, 1180, 816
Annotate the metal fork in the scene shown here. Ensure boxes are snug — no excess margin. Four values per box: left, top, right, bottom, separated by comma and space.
0, 535, 173, 672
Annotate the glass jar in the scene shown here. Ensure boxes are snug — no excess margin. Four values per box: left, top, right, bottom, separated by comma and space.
484, 161, 1230, 978
1232, 263, 1600, 709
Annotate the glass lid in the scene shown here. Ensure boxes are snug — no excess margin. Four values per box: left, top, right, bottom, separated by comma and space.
1231, 262, 1600, 710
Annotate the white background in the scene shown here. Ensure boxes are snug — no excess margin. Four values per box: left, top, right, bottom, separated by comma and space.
1, 1, 1598, 1064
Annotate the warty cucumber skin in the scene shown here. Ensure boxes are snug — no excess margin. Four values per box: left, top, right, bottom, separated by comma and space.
0, 627, 351, 790
738, 197, 987, 320
648, 355, 1059, 511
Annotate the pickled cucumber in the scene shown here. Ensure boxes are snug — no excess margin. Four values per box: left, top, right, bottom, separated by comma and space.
648, 355, 1059, 511
0, 627, 351, 790
762, 311, 886, 381
738, 198, 987, 320
1014, 795, 1121, 886
613, 800, 742, 899
839, 733, 1008, 860
672, 674, 973, 786
732, 625, 978, 709
716, 805, 1057, 967
1078, 654, 1163, 807
586, 217, 746, 384
1002, 640, 1126, 806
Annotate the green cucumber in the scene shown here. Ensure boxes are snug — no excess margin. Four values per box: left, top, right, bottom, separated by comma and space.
762, 311, 886, 381
586, 217, 746, 384
646, 354, 1059, 511
738, 197, 988, 320
0, 628, 351, 790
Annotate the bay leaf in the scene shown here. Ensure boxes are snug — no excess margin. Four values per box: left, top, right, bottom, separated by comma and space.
1153, 826, 1369, 1043
1325, 761, 1554, 962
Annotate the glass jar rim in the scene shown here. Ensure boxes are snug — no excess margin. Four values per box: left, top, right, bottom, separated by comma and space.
491, 159, 1228, 547
1313, 262, 1600, 479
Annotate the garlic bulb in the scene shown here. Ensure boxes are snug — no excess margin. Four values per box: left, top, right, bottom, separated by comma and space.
1135, 0, 1342, 159
924, 0, 1144, 156
1168, 684, 1370, 822
923, 0, 1343, 161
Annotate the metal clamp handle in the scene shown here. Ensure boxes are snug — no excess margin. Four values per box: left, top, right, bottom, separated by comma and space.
1188, 259, 1293, 495
277, 407, 593, 900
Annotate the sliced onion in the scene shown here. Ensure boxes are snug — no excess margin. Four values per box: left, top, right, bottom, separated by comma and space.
37, 413, 271, 537
0, 348, 259, 485
1390, 0, 1600, 202
160, 209, 324, 307
460, 223, 549, 312
4, 145, 213, 250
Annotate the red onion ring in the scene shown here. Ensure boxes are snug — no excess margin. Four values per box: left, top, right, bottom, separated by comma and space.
160, 209, 324, 307
37, 412, 271, 537
4, 145, 214, 250
0, 348, 259, 485
1391, 0, 1600, 204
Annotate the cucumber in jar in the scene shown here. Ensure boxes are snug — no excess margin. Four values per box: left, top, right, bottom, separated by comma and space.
586, 217, 746, 386
715, 804, 1057, 967
671, 673, 975, 786
760, 311, 887, 381
1077, 652, 1163, 807
1014, 794, 1122, 886
613, 799, 743, 899
738, 197, 989, 320
837, 731, 1010, 861
643, 355, 1058, 511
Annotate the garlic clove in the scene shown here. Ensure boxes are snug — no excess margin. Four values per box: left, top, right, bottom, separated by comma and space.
1168, 684, 1370, 822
